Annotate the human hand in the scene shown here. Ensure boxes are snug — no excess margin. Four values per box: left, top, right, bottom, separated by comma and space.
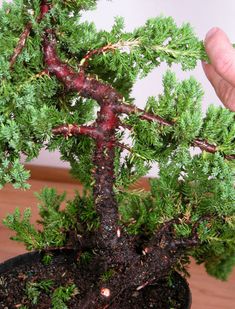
202, 27, 235, 111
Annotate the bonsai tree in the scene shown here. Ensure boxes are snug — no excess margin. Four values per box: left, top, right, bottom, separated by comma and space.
0, 0, 235, 308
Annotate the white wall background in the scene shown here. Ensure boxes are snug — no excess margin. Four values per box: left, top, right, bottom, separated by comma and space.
2, 0, 235, 170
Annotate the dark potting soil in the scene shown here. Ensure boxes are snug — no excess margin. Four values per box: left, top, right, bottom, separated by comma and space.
0, 250, 190, 309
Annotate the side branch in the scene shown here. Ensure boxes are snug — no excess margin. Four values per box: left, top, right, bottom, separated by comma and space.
79, 44, 116, 69
9, 0, 51, 69
117, 104, 235, 160
116, 103, 173, 127
43, 30, 123, 106
9, 23, 32, 69
52, 124, 103, 140
79, 39, 140, 69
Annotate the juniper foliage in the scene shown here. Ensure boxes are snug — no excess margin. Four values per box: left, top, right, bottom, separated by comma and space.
3, 188, 96, 250
25, 279, 78, 308
0, 0, 235, 282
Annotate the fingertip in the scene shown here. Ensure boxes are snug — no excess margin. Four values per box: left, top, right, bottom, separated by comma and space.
204, 28, 235, 84
205, 27, 220, 43
204, 27, 231, 52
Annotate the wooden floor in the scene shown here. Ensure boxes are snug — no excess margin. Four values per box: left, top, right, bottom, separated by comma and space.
0, 175, 235, 309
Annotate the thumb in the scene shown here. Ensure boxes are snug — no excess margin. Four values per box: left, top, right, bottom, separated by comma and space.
204, 27, 235, 87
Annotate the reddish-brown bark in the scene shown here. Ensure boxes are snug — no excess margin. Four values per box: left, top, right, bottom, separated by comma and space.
115, 103, 173, 126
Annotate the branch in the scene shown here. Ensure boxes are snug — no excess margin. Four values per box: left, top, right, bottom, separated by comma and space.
116, 103, 173, 126
52, 124, 103, 140
164, 216, 211, 251
192, 139, 235, 160
79, 39, 140, 69
43, 30, 123, 106
9, 0, 51, 69
79, 44, 116, 69
117, 103, 235, 160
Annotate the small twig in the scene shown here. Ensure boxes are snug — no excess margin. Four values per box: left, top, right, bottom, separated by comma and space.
119, 122, 133, 131
43, 245, 75, 253
79, 39, 140, 69
116, 103, 173, 127
9, 0, 51, 69
115, 142, 132, 153
79, 44, 116, 69
191, 215, 212, 236
9, 22, 32, 69
224, 154, 235, 160
192, 139, 217, 154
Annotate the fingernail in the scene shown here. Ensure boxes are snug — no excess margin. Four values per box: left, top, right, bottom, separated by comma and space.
205, 27, 219, 42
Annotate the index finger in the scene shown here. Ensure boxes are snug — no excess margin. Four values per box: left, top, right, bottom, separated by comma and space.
205, 27, 235, 87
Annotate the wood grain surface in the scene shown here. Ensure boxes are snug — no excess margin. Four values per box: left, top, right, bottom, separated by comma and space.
0, 170, 235, 309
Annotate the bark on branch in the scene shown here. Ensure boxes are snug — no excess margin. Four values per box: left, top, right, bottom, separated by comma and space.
9, 0, 51, 69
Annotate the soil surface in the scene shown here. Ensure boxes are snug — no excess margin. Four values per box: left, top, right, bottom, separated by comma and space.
0, 250, 191, 309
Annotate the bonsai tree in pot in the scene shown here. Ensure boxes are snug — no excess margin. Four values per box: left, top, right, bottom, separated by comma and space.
0, 0, 235, 308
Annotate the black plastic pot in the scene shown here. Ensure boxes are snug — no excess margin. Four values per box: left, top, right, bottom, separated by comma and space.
0, 250, 192, 308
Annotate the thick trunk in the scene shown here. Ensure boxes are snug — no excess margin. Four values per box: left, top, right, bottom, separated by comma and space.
92, 103, 120, 251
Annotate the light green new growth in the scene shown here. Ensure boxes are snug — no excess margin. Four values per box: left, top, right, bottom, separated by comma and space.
51, 284, 79, 309
26, 279, 54, 305
3, 188, 97, 250
25, 279, 78, 308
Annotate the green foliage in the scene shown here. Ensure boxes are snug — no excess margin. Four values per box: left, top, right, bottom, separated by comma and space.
79, 251, 93, 265
25, 279, 54, 305
51, 284, 79, 309
119, 148, 235, 279
145, 71, 204, 141
3, 187, 98, 250
72, 191, 99, 231
52, 0, 97, 12
114, 150, 151, 189
3, 207, 44, 250
200, 105, 235, 156
0, 1, 208, 189
100, 269, 116, 282
25, 279, 78, 308
118, 190, 157, 235
133, 16, 207, 71
42, 253, 53, 265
